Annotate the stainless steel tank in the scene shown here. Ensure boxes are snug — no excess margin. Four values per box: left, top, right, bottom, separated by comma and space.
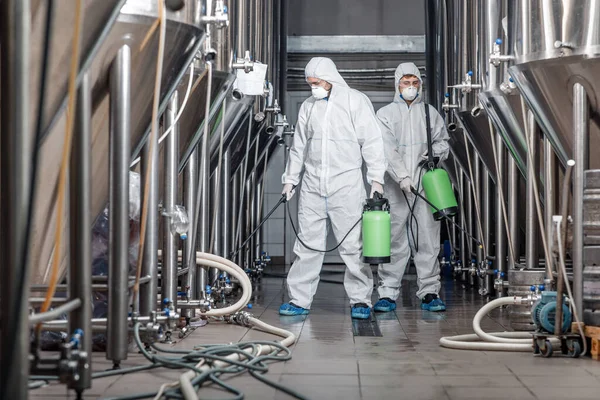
29, 0, 206, 286
583, 170, 600, 326
508, 0, 600, 168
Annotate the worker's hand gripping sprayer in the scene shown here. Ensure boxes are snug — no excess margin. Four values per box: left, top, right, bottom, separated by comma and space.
361, 191, 391, 264
420, 104, 459, 220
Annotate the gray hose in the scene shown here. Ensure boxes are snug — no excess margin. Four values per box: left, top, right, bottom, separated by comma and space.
28, 298, 81, 325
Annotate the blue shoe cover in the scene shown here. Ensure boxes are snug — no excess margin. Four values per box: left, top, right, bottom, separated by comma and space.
374, 298, 397, 312
351, 303, 371, 319
421, 295, 446, 312
279, 302, 309, 316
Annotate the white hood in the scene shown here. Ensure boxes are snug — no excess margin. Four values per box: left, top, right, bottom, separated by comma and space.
393, 62, 423, 104
304, 57, 348, 87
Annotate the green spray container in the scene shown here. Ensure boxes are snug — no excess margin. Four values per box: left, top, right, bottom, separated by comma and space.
362, 192, 391, 264
421, 168, 458, 221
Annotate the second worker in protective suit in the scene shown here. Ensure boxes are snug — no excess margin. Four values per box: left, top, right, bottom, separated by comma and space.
279, 57, 386, 320
374, 62, 450, 313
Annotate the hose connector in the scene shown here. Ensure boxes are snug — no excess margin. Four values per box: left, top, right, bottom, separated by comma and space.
230, 311, 253, 327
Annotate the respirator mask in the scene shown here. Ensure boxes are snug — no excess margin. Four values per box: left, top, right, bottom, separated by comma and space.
311, 85, 329, 100
401, 86, 418, 101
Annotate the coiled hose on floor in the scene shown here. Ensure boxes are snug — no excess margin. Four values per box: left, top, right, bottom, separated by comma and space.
439, 296, 560, 352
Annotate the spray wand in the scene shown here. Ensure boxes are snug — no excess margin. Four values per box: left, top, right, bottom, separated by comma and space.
410, 187, 483, 249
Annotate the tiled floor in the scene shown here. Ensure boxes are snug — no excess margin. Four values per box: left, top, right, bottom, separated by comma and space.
31, 272, 600, 400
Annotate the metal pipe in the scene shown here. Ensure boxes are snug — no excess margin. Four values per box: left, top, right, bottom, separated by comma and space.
279, 0, 288, 111
29, 299, 82, 325
255, 181, 263, 260
69, 71, 92, 392
30, 276, 151, 292
197, 99, 212, 299
484, 0, 502, 90
183, 147, 198, 318
140, 92, 160, 318
163, 92, 179, 310
495, 133, 507, 288
459, 172, 468, 273
520, 0, 531, 55
475, 155, 483, 263
573, 83, 588, 319
526, 111, 539, 269
231, 167, 239, 265
0, 0, 31, 397
107, 45, 131, 364
210, 171, 222, 284
466, 169, 474, 284
222, 150, 231, 275
483, 168, 492, 294
544, 136, 556, 269
508, 157, 519, 269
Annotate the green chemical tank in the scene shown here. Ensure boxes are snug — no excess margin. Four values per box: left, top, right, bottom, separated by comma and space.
362, 192, 391, 264
421, 168, 458, 221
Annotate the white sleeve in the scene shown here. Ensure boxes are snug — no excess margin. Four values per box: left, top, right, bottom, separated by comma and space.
353, 94, 386, 185
281, 102, 308, 185
429, 105, 450, 162
377, 108, 409, 182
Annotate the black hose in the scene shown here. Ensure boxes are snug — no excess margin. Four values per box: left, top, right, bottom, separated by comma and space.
286, 201, 362, 253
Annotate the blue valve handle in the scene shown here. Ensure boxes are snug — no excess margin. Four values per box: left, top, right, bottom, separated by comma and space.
496, 38, 503, 45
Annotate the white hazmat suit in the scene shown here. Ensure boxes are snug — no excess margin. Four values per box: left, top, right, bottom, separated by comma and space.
376, 63, 450, 301
282, 57, 386, 309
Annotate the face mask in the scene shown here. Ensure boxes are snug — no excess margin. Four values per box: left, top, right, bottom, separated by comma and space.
311, 85, 329, 99
401, 86, 418, 101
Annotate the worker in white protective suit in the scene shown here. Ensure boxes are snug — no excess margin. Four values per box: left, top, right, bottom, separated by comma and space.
374, 62, 450, 313
280, 57, 386, 320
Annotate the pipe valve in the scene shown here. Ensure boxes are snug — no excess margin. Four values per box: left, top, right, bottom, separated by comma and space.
232, 50, 254, 73
451, 71, 482, 93
499, 77, 517, 94
442, 92, 459, 112
201, 0, 229, 28
265, 99, 281, 115
490, 38, 515, 67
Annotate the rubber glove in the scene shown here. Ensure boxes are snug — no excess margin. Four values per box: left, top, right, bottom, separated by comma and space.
420, 152, 429, 162
282, 183, 295, 201
399, 177, 413, 193
369, 181, 384, 198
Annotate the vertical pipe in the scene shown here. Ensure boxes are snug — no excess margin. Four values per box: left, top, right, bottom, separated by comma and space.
459, 172, 468, 273
279, 0, 288, 111
69, 72, 92, 393
255, 181, 263, 260
520, 0, 531, 55
107, 45, 131, 365
163, 92, 179, 310
466, 170, 474, 284
197, 145, 210, 299
508, 157, 519, 269
483, 169, 492, 294
210, 171, 222, 284
475, 156, 483, 263
526, 111, 539, 269
573, 83, 588, 319
246, 174, 255, 267
222, 151, 231, 268
140, 103, 160, 318
544, 137, 556, 268
0, 0, 31, 397
231, 168, 239, 262
495, 133, 507, 285
183, 148, 198, 317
